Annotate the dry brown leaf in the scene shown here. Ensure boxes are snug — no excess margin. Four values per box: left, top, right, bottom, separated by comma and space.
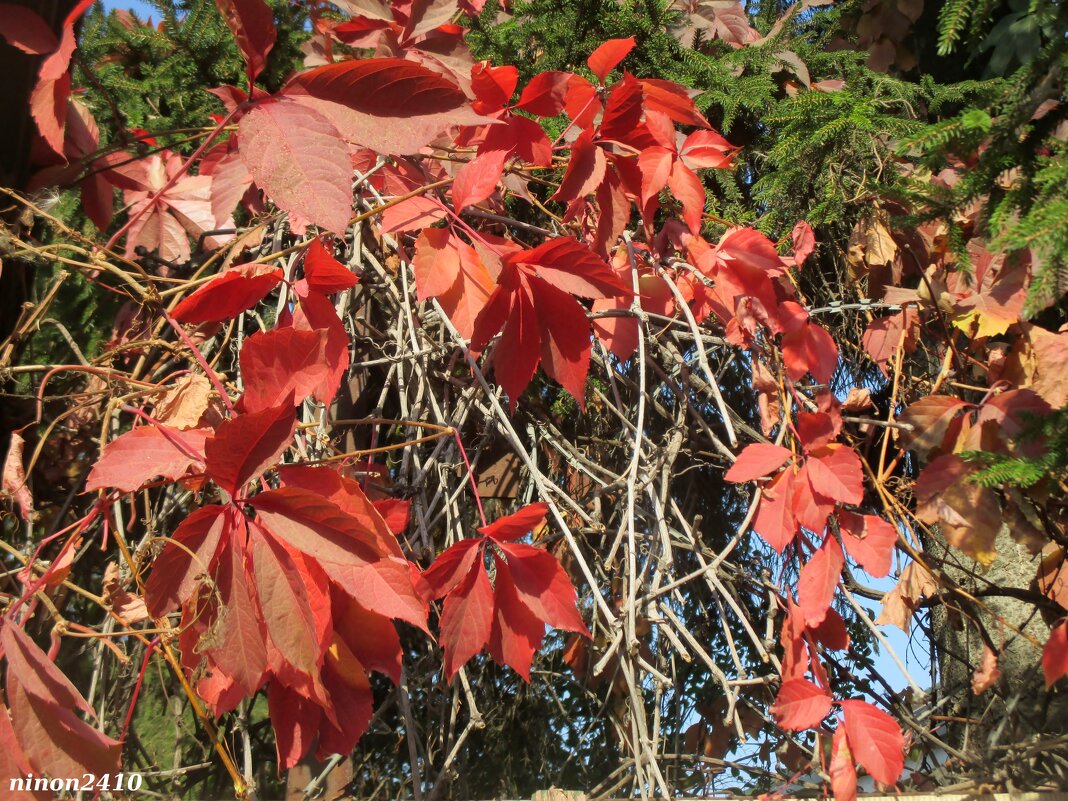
153, 374, 214, 430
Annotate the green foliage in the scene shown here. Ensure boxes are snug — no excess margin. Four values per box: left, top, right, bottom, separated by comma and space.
76, 0, 308, 146
899, 0, 1068, 315
964, 407, 1068, 489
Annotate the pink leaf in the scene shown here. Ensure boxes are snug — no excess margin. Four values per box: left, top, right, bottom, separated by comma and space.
238, 98, 353, 234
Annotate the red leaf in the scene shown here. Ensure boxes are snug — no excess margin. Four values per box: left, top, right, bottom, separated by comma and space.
792, 220, 816, 265
797, 534, 844, 627
86, 425, 208, 493
303, 238, 358, 294
1044, 619, 1068, 687
498, 541, 588, 634
514, 70, 572, 116
252, 486, 395, 566
440, 559, 494, 678
29, 21, 76, 154
144, 505, 228, 617
324, 557, 428, 633
770, 678, 832, 731
782, 316, 839, 383
478, 502, 549, 541
753, 469, 798, 552
204, 399, 295, 496
639, 78, 709, 128
251, 531, 330, 685
587, 37, 635, 83
2, 622, 95, 716
679, 129, 736, 169
413, 228, 496, 339
373, 498, 411, 534
172, 266, 283, 323
208, 533, 268, 695
284, 58, 480, 155
0, 703, 41, 801
549, 129, 607, 204
0, 6, 59, 55
840, 699, 905, 786
267, 682, 319, 770
638, 146, 674, 210
422, 538, 482, 599
806, 444, 864, 505
452, 148, 506, 213
239, 327, 332, 412
838, 511, 897, 578
471, 62, 519, 112
791, 462, 834, 533
214, 0, 276, 81
512, 237, 627, 299
531, 276, 594, 407
830, 726, 858, 801
6, 675, 120, 779
724, 443, 793, 483
476, 284, 540, 408
274, 464, 403, 558
333, 589, 403, 683
668, 161, 706, 234
238, 98, 353, 234
489, 554, 546, 680
809, 607, 850, 651
292, 289, 350, 405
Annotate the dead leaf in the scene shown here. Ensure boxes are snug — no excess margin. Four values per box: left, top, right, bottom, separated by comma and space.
153, 374, 214, 430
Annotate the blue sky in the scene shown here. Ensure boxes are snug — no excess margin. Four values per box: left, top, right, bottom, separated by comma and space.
101, 0, 160, 17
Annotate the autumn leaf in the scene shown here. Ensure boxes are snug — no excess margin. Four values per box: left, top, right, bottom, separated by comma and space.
302, 238, 358, 294
797, 534, 844, 627
239, 327, 334, 412
724, 443, 794, 483
238, 98, 354, 234
1043, 620, 1068, 688
86, 425, 209, 494
839, 699, 905, 786
144, 505, 230, 617
214, 0, 276, 82
770, 678, 832, 731
440, 559, 494, 678
172, 265, 283, 324
829, 726, 858, 801
204, 399, 296, 497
